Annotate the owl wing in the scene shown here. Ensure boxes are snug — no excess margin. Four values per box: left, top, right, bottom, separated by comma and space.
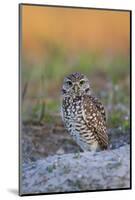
82, 95, 108, 149
90, 96, 106, 121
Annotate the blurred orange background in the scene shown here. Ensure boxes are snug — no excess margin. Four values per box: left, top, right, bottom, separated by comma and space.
21, 5, 130, 59
21, 5, 130, 125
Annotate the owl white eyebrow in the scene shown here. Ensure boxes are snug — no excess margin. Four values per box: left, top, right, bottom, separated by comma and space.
80, 79, 85, 82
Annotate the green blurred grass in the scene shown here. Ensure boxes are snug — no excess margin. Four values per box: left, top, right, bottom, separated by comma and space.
21, 49, 130, 131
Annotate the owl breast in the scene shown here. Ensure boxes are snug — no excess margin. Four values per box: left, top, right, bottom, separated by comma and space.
62, 95, 98, 151
62, 96, 83, 129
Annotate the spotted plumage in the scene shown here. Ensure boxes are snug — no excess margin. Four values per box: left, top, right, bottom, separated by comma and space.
61, 72, 108, 151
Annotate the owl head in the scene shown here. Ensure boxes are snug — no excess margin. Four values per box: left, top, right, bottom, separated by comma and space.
62, 72, 91, 96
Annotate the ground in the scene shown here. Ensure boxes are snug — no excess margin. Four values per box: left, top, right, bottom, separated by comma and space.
20, 115, 130, 195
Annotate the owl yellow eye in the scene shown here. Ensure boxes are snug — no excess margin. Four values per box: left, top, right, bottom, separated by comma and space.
66, 81, 72, 86
80, 80, 85, 85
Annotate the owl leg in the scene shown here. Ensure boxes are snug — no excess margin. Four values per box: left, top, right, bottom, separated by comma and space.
90, 141, 100, 152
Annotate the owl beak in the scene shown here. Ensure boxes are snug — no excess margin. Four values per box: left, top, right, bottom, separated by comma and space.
74, 85, 78, 93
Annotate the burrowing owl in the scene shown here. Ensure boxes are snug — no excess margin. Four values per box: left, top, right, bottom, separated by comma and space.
61, 72, 108, 151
